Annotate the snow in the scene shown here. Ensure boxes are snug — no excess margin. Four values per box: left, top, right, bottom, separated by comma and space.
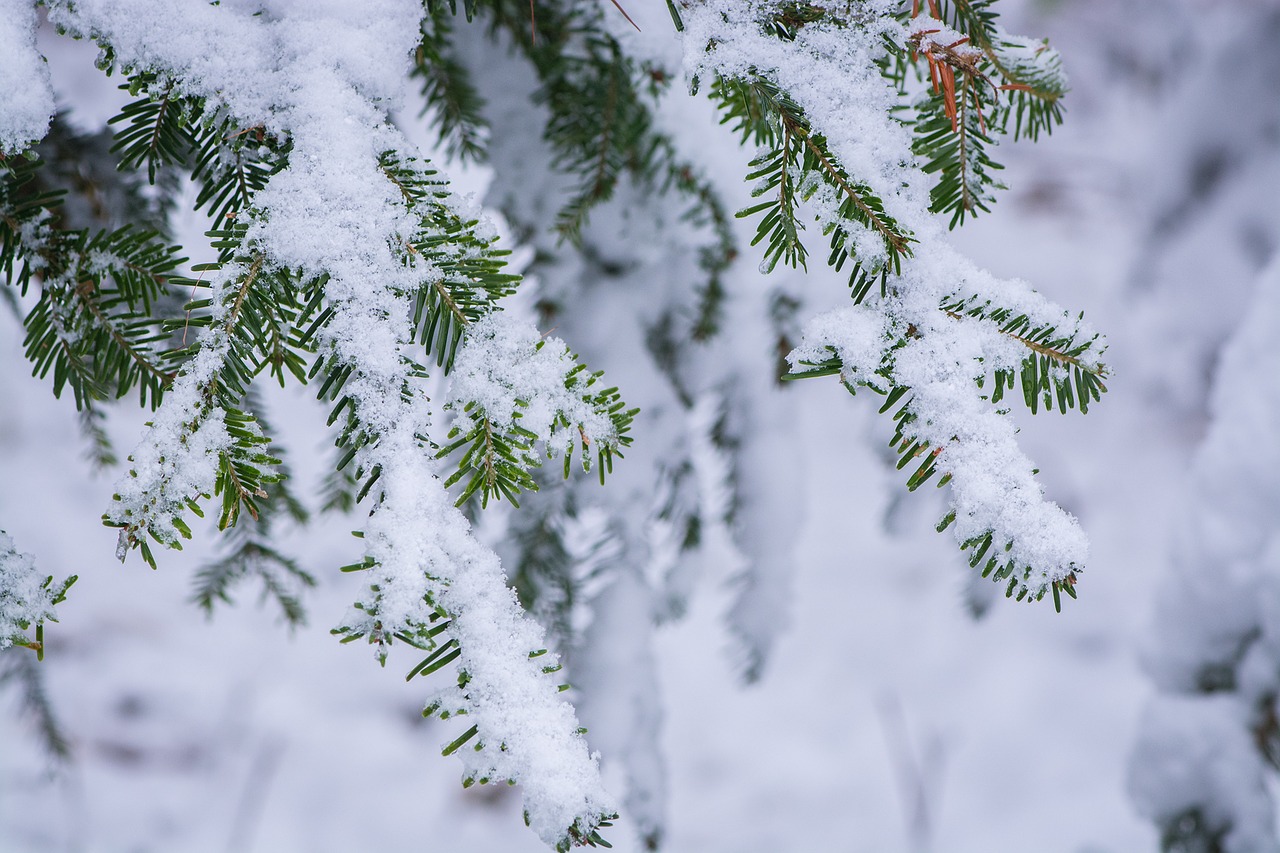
447, 312, 620, 460
683, 0, 922, 226
788, 306, 892, 391
0, 0, 55, 155
0, 532, 61, 649
104, 279, 235, 553
788, 261, 1091, 597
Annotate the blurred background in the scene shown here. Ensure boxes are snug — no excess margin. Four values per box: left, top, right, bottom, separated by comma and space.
2, 0, 1274, 850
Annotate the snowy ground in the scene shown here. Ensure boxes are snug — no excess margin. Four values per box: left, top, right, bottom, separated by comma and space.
0, 1, 1256, 851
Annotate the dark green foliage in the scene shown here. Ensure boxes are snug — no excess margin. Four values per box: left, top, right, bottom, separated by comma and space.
173, 231, 327, 386
742, 120, 808, 273
3, 3, 1094, 847
560, 814, 616, 851
924, 0, 1066, 142
878, 1, 1068, 225
436, 0, 735, 314
192, 412, 314, 627
439, 405, 541, 507
715, 0, 1095, 607
543, 44, 651, 245
1, 156, 186, 412
2, 102, 266, 471
416, 6, 489, 163
88, 83, 573, 571
381, 152, 521, 371
439, 359, 637, 508
105, 233, 306, 566
784, 299, 1108, 442
190, 119, 290, 232
911, 83, 1004, 228
763, 1, 829, 41
1, 573, 77, 660
476, 0, 658, 243
939, 294, 1107, 415
331, 569, 442, 662
717, 74, 913, 303
112, 82, 291, 231
928, 0, 998, 42
987, 35, 1067, 142
396, 596, 618, 850
110, 82, 199, 181
786, 301, 1101, 608
308, 152, 535, 513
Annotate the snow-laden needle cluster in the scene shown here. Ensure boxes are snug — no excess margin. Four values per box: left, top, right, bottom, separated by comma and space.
680, 0, 1105, 603
0, 532, 74, 655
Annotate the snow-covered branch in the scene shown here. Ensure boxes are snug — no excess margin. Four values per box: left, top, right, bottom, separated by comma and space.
50, 0, 614, 844
676, 0, 1104, 598
0, 532, 73, 654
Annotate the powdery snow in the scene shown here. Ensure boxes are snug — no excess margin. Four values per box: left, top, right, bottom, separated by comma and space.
447, 312, 619, 459
0, 0, 55, 155
0, 532, 61, 649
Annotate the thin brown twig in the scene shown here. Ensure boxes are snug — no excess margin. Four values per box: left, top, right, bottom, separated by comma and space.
608, 0, 641, 32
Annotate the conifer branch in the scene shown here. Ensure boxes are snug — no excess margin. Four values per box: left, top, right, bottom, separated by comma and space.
0, 648, 72, 761
719, 73, 912, 300
415, 7, 489, 163
105, 239, 289, 566
110, 82, 198, 181
2, 158, 186, 410
193, 411, 313, 629
940, 294, 1107, 414
797, 125, 911, 257
0, 532, 75, 658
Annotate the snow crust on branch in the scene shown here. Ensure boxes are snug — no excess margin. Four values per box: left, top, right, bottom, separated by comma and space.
788, 254, 1090, 594
447, 312, 619, 454
684, 0, 925, 226
104, 273, 239, 554
51, 0, 612, 842
0, 0, 55, 156
680, 0, 1099, 340
0, 532, 61, 649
